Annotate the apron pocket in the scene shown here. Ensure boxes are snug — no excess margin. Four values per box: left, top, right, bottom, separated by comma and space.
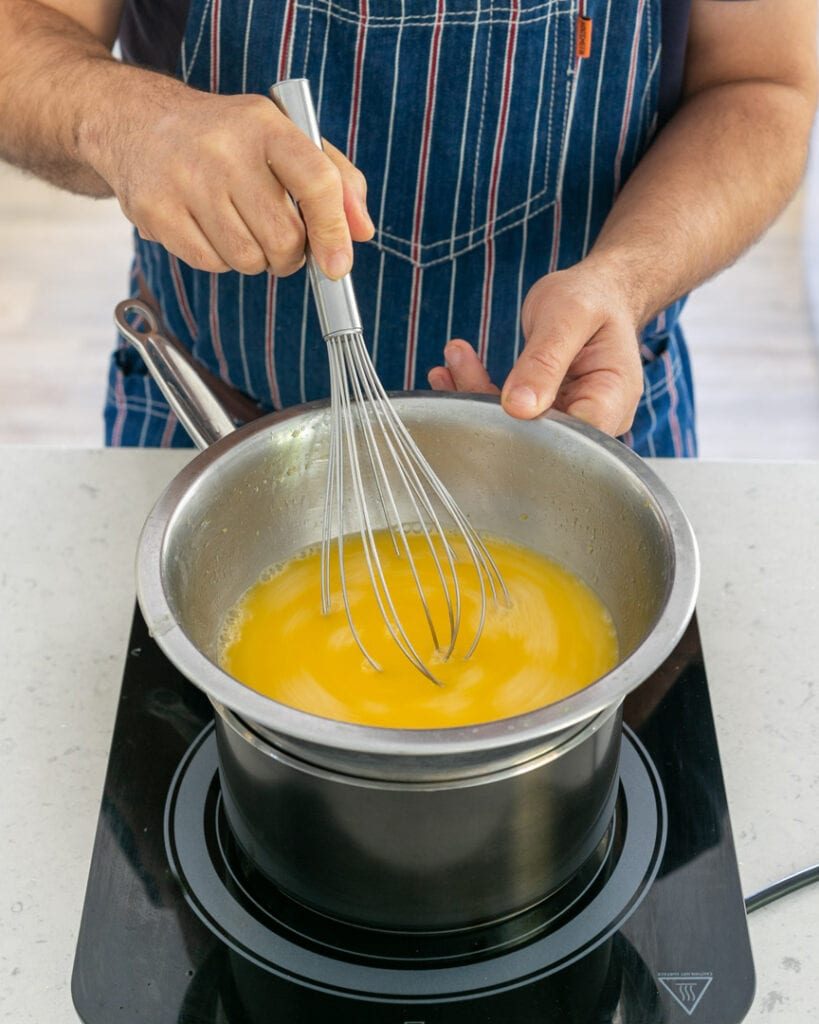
287, 0, 577, 268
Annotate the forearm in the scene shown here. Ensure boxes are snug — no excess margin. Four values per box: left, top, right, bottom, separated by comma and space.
0, 0, 186, 196
586, 79, 816, 328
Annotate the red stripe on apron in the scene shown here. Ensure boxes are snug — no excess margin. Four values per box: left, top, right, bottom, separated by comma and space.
169, 256, 198, 340
478, 0, 520, 363
662, 349, 684, 456
264, 0, 296, 409
209, 273, 230, 381
160, 410, 179, 447
265, 275, 282, 409
210, 0, 221, 92
111, 369, 127, 446
347, 0, 369, 164
278, 0, 297, 81
548, 199, 562, 272
613, 0, 645, 194
405, 0, 446, 389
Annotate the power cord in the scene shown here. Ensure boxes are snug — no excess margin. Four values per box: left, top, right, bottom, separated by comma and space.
745, 862, 819, 914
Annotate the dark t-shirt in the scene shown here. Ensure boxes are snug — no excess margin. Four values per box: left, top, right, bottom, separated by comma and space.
119, 0, 694, 127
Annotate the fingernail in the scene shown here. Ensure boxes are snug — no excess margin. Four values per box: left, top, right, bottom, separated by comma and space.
505, 385, 538, 415
326, 250, 352, 279
444, 343, 462, 368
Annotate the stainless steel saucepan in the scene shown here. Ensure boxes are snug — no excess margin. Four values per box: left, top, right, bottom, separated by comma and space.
115, 299, 699, 932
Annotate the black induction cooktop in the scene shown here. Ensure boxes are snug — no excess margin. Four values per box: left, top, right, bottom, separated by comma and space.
71, 610, 755, 1023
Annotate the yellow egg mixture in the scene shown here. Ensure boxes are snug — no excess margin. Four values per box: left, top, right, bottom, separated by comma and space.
219, 531, 618, 729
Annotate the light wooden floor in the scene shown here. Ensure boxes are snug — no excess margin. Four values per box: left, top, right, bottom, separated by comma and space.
1, 161, 819, 457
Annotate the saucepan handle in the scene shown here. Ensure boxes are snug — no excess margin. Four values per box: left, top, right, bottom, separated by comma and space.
113, 298, 235, 450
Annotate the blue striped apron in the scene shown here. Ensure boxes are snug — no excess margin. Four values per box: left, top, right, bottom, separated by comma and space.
107, 0, 697, 457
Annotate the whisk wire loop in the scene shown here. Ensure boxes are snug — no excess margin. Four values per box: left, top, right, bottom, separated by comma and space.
342, 337, 448, 656
321, 327, 511, 681
327, 334, 447, 685
346, 333, 461, 656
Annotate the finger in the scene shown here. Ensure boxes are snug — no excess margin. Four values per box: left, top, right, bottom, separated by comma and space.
191, 199, 269, 275
143, 209, 229, 272
428, 366, 455, 390
267, 123, 352, 279
231, 176, 307, 277
557, 373, 636, 436
443, 340, 501, 394
323, 139, 375, 242
553, 327, 644, 436
502, 307, 599, 419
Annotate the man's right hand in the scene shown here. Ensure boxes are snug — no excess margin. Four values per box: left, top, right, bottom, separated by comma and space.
86, 87, 374, 278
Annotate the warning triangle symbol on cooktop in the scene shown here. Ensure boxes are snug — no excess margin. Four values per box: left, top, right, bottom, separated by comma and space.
657, 974, 713, 1016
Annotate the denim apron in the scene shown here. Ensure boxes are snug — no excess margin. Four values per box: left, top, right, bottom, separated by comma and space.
107, 0, 696, 457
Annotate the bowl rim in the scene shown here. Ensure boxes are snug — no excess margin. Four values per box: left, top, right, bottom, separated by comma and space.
136, 393, 700, 759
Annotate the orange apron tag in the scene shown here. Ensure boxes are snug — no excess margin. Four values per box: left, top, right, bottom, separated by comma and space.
576, 16, 593, 59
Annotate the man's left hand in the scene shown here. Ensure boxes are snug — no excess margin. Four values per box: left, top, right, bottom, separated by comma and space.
427, 261, 644, 437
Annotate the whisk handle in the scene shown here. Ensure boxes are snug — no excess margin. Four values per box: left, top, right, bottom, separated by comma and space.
269, 78, 362, 338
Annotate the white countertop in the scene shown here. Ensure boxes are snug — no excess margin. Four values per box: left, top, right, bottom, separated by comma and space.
0, 449, 817, 1022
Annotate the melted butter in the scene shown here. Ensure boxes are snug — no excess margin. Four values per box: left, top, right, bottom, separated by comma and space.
219, 531, 618, 728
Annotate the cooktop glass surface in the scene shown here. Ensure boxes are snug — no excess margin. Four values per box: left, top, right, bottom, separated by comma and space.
71, 610, 754, 1023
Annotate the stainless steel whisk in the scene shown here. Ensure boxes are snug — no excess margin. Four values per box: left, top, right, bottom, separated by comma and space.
270, 79, 509, 682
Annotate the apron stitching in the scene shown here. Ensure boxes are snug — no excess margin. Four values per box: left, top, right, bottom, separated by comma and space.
546, 0, 576, 270
377, 181, 555, 246
540, 1, 563, 194
369, 198, 558, 268
292, 10, 567, 28
183, 0, 214, 84
297, 0, 567, 24
581, 0, 612, 257
553, 0, 578, 200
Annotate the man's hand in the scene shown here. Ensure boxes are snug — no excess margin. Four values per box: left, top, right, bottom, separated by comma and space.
87, 89, 373, 278
428, 261, 643, 436
0, 0, 373, 279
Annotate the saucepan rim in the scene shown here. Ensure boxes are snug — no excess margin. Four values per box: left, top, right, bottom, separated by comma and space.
136, 392, 699, 758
